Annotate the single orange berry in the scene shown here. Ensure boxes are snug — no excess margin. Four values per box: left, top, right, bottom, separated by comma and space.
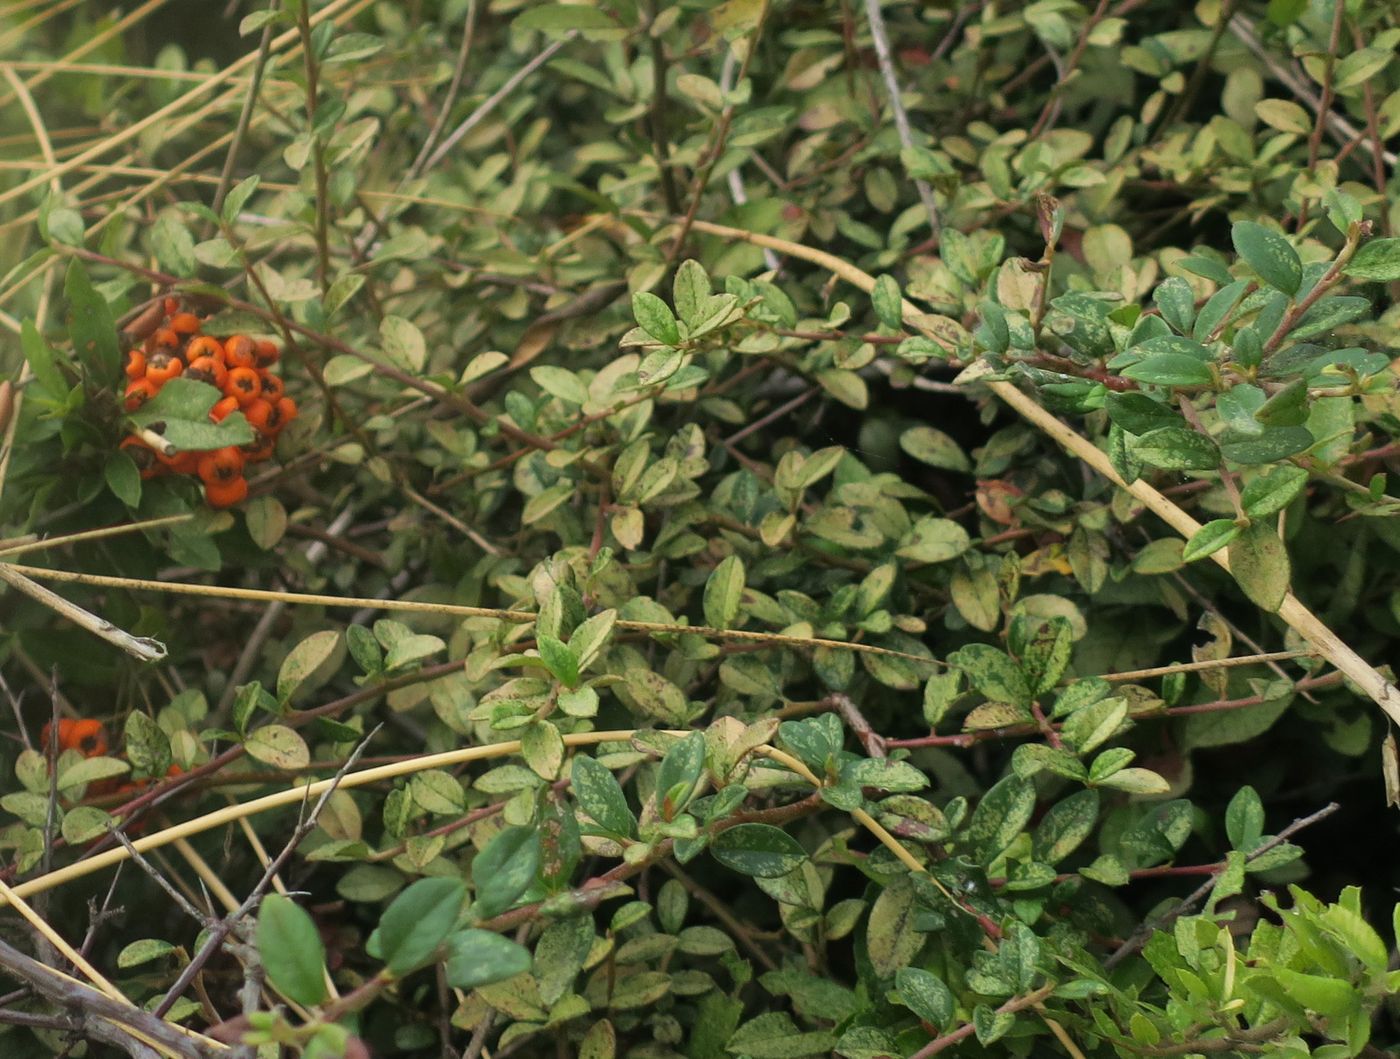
167, 312, 202, 335
276, 396, 298, 425
124, 377, 158, 411
226, 366, 261, 406
209, 395, 241, 423
196, 446, 244, 485
258, 372, 285, 402
186, 355, 228, 390
146, 327, 180, 357
223, 335, 258, 370
254, 339, 280, 368
145, 351, 183, 385
186, 335, 224, 362
204, 475, 249, 508
124, 349, 147, 380
69, 719, 108, 758
242, 398, 282, 435
162, 296, 180, 317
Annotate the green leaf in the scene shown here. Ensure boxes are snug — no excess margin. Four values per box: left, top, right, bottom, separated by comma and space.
536, 634, 580, 687
1104, 392, 1180, 435
703, 555, 746, 629
726, 1012, 835, 1058
1131, 426, 1220, 471
257, 895, 329, 1006
1232, 221, 1302, 295
1229, 521, 1291, 611
513, 3, 618, 35
632, 291, 681, 345
380, 314, 426, 372
1240, 465, 1308, 518
244, 724, 310, 770
895, 967, 954, 1028
126, 377, 255, 450
656, 731, 707, 818
379, 877, 467, 976
1183, 519, 1239, 562
64, 260, 121, 380
1225, 786, 1264, 850
1094, 767, 1170, 794
1152, 276, 1196, 334
277, 630, 342, 702
21, 319, 67, 396
473, 825, 540, 917
104, 451, 141, 508
965, 775, 1036, 861
571, 755, 637, 838
1032, 789, 1099, 864
871, 274, 903, 329
444, 929, 532, 990
710, 824, 807, 878
222, 174, 261, 224
897, 517, 971, 563
899, 426, 971, 472
117, 939, 177, 969
1121, 354, 1213, 387
1344, 237, 1400, 282
673, 259, 711, 326
949, 644, 1031, 706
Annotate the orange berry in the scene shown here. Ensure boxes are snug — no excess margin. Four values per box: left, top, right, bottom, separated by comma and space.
186, 335, 224, 362
156, 448, 200, 476
254, 339, 280, 368
124, 377, 158, 411
204, 475, 248, 508
145, 351, 183, 385
225, 366, 261, 406
196, 446, 245, 485
163, 296, 180, 317
276, 396, 298, 425
124, 349, 147, 380
167, 312, 202, 335
258, 373, 285, 402
42, 719, 108, 758
242, 398, 282, 435
145, 327, 180, 357
186, 355, 228, 390
209, 395, 241, 423
223, 335, 257, 370
241, 435, 277, 463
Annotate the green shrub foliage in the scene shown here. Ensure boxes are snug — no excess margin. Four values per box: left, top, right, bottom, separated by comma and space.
1, 1, 1399, 1057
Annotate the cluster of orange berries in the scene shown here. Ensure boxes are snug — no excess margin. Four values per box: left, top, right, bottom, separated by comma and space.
120, 298, 296, 508
41, 717, 182, 807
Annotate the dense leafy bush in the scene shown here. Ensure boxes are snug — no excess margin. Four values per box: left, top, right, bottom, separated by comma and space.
1, 1, 1399, 1057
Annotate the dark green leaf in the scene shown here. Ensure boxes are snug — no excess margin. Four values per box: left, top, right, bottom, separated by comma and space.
1131, 427, 1220, 470
64, 260, 120, 380
1232, 221, 1301, 294
1344, 237, 1400, 282
378, 877, 467, 976
710, 824, 807, 878
473, 825, 540, 918
257, 895, 329, 1006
